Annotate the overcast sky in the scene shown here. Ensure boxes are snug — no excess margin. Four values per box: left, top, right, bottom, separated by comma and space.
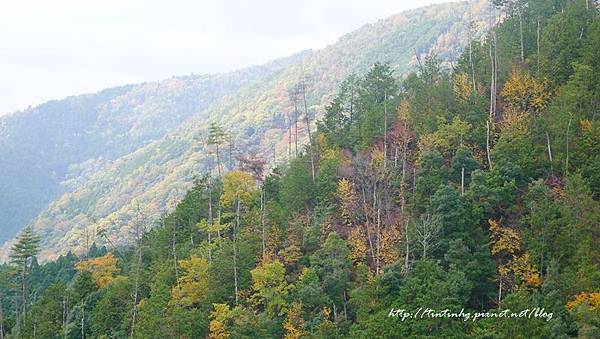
0, 0, 458, 115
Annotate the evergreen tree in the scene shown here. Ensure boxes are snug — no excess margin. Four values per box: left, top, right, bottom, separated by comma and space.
9, 226, 41, 319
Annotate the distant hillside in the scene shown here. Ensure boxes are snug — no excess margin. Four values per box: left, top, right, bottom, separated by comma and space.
0, 53, 307, 244
1, 0, 494, 261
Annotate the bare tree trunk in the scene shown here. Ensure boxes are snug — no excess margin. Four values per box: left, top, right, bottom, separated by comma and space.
486, 121, 492, 169
62, 295, 68, 339
546, 131, 553, 174
400, 139, 410, 272
376, 198, 381, 275
349, 84, 355, 125
130, 208, 147, 338
23, 264, 29, 318
208, 177, 213, 263
498, 280, 503, 304
302, 85, 316, 184
189, 215, 195, 247
413, 48, 424, 73
260, 189, 266, 258
172, 221, 180, 289
217, 199, 222, 239
468, 13, 476, 92
294, 103, 299, 158
343, 290, 348, 321
404, 220, 410, 272
519, 11, 524, 64
216, 144, 222, 178
332, 302, 337, 322
130, 249, 142, 337
566, 117, 572, 174
383, 89, 388, 170
536, 17, 540, 76
469, 42, 476, 93
360, 187, 376, 262
84, 227, 90, 259
287, 112, 292, 161
371, 187, 379, 273
233, 199, 241, 305
1, 295, 4, 339
228, 137, 233, 170
494, 30, 498, 114
461, 167, 465, 195
489, 36, 496, 121
412, 167, 416, 195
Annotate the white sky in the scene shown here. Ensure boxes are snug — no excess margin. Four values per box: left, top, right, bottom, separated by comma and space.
0, 0, 458, 115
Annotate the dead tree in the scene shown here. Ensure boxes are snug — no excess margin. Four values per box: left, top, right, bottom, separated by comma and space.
292, 78, 316, 183
414, 214, 441, 259
288, 89, 300, 158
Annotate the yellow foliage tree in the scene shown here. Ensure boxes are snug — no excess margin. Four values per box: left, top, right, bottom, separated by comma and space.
566, 292, 600, 311
220, 171, 256, 207
208, 303, 232, 339
418, 116, 471, 155
283, 302, 305, 339
397, 100, 410, 122
337, 179, 357, 226
453, 72, 474, 101
501, 67, 549, 113
380, 226, 401, 266
503, 252, 541, 288
488, 219, 541, 297
250, 259, 291, 317
170, 255, 209, 307
499, 107, 530, 139
348, 227, 368, 263
74, 252, 120, 288
489, 219, 521, 256
208, 321, 229, 339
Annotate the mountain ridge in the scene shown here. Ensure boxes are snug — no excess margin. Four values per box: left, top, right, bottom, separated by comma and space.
1, 0, 494, 261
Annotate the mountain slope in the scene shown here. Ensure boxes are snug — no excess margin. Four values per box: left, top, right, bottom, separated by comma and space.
1, 0, 494, 261
0, 52, 307, 244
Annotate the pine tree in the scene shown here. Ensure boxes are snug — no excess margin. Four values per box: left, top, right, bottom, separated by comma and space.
9, 226, 41, 318
207, 123, 227, 178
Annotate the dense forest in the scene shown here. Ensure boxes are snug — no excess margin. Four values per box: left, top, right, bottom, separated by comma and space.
1, 0, 600, 337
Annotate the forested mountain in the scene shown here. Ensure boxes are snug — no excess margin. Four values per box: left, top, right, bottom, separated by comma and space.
1, 0, 494, 261
0, 52, 307, 246
1, 0, 600, 338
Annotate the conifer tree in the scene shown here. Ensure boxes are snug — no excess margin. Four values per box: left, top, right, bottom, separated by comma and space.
9, 226, 41, 318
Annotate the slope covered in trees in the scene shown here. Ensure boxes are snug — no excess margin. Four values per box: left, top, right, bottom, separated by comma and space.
1, 1, 599, 337
0, 53, 307, 246
0, 0, 494, 261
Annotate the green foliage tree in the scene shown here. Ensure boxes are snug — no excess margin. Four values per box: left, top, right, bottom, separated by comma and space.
250, 259, 291, 317
310, 233, 352, 321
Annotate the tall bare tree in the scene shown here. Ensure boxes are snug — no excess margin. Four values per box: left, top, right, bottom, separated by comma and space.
414, 214, 441, 259
130, 204, 149, 337
292, 77, 316, 183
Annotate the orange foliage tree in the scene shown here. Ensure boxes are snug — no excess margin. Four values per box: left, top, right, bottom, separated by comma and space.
74, 252, 120, 288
